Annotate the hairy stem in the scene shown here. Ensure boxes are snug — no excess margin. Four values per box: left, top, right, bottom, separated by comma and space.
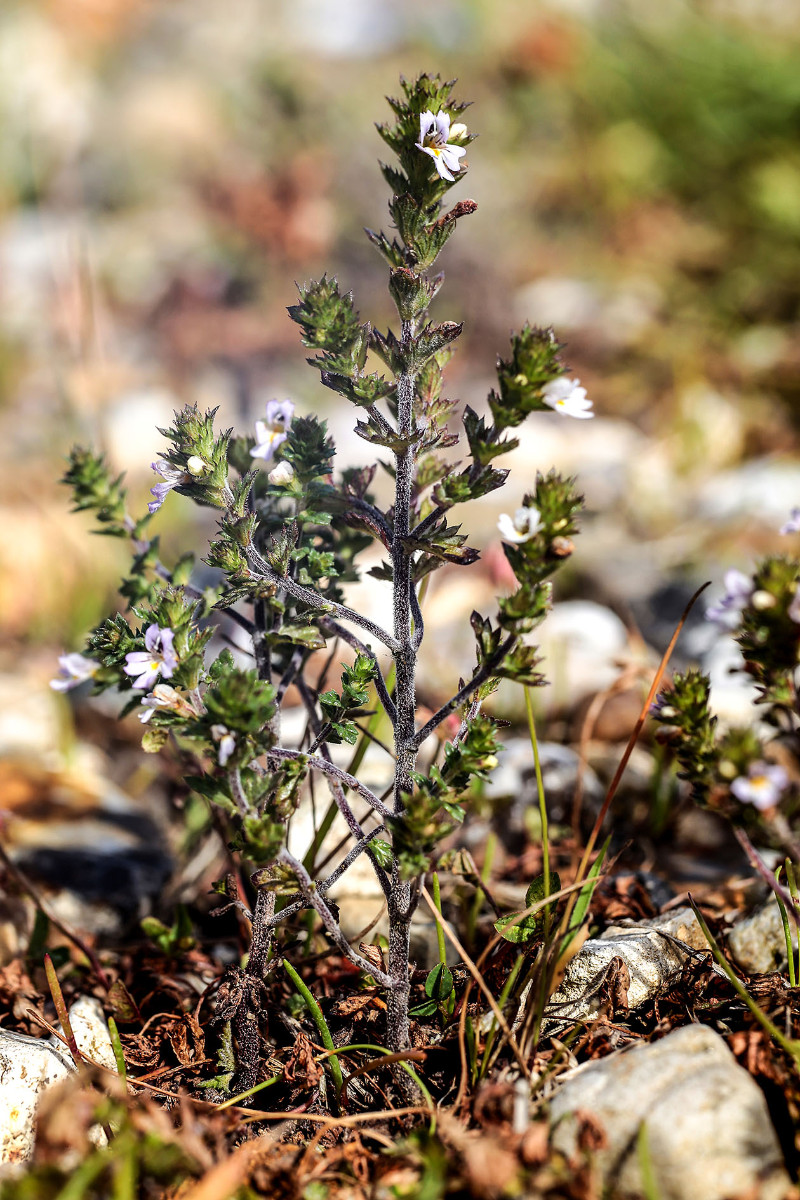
387, 316, 420, 1054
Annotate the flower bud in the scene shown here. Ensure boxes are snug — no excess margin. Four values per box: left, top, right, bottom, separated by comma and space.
268, 460, 295, 486
186, 455, 209, 477
751, 589, 776, 610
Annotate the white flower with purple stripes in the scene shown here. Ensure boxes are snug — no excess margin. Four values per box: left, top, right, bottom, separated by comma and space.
124, 624, 178, 690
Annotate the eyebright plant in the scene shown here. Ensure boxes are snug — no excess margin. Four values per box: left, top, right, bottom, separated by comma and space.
651, 520, 800, 855
53, 74, 590, 1087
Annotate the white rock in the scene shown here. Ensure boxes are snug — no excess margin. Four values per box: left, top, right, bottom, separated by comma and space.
549, 1024, 791, 1200
728, 899, 798, 975
0, 997, 116, 1170
0, 1028, 74, 1168
543, 907, 704, 1035
68, 996, 117, 1072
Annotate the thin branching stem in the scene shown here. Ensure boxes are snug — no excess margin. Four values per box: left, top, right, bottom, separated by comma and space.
278, 849, 392, 986
295, 679, 392, 900
243, 543, 399, 652
263, 829, 385, 927
268, 748, 391, 819
412, 634, 516, 749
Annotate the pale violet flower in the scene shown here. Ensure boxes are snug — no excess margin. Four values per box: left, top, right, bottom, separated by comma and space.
211, 723, 237, 767
705, 568, 754, 629
780, 508, 800, 535
50, 652, 98, 692
268, 460, 295, 486
149, 460, 191, 514
731, 761, 789, 811
789, 586, 800, 625
123, 624, 178, 690
542, 377, 594, 419
497, 505, 543, 544
139, 684, 201, 723
415, 110, 467, 183
251, 399, 295, 463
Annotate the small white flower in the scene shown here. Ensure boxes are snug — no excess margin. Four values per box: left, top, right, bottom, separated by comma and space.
251, 399, 295, 464
50, 652, 98, 692
497, 505, 543, 544
211, 723, 237, 767
138, 684, 201, 723
731, 761, 789, 811
542, 377, 594, 419
268, 460, 295, 486
415, 110, 467, 183
123, 624, 178, 691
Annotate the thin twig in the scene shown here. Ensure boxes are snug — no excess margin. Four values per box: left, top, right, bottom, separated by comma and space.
734, 828, 800, 927
269, 748, 392, 819
278, 850, 392, 986
412, 634, 516, 749
244, 543, 399, 652
260, 829, 385, 927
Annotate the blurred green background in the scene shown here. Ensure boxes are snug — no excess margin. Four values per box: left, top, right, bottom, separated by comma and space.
2, 0, 800, 677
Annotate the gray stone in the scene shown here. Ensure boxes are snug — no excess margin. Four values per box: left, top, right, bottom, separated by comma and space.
543, 908, 705, 1036
549, 1024, 791, 1200
728, 899, 797, 975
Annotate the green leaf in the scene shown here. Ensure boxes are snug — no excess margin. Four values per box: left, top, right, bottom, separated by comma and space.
525, 870, 562, 911
560, 838, 610, 955
370, 839, 393, 869
409, 999, 439, 1018
495, 871, 562, 944
141, 727, 169, 754
424, 963, 454, 1001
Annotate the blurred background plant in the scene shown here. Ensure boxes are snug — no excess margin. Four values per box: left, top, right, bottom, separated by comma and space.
4, 0, 800, 892
1, 0, 799, 671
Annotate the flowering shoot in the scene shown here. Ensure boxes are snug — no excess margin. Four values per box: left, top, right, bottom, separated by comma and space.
731, 761, 789, 811
497, 505, 543, 544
